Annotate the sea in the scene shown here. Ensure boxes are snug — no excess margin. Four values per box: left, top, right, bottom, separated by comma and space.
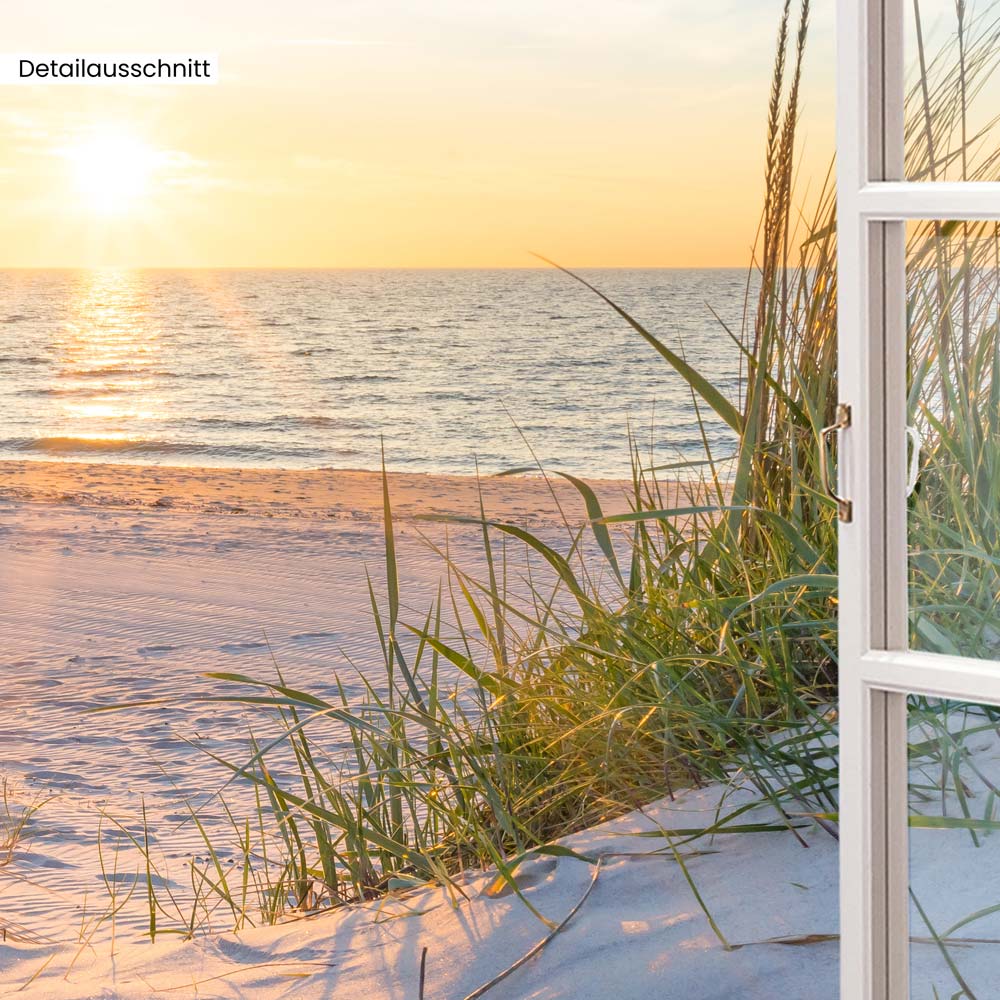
0, 268, 749, 479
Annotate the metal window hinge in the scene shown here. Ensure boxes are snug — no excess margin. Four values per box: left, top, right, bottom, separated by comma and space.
820, 403, 853, 523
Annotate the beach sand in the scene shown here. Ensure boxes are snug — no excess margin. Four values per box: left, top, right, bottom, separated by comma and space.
0, 460, 637, 525
1, 461, 992, 998
0, 461, 638, 957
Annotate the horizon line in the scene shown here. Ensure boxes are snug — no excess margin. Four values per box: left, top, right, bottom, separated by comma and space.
0, 263, 755, 272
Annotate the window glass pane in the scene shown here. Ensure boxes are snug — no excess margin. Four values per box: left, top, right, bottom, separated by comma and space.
908, 695, 1000, 997
908, 219, 1000, 656
905, 0, 1000, 181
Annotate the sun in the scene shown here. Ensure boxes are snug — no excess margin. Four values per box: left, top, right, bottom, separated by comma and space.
66, 128, 159, 216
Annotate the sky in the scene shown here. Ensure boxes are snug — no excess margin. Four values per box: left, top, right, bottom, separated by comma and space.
0, 1, 837, 268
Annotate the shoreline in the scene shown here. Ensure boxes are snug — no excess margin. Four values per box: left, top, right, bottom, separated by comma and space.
0, 459, 641, 526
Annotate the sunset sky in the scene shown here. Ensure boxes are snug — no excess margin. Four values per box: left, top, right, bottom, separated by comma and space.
0, 1, 837, 268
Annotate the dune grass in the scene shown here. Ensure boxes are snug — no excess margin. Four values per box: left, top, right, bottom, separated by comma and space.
0, 779, 45, 870
0, 780, 50, 945
97, 8, 1000, 994
103, 0, 835, 933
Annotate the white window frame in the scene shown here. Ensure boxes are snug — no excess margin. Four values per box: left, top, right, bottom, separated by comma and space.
838, 1, 1000, 997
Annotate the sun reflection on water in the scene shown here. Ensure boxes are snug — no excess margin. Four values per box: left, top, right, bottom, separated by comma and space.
57, 269, 166, 440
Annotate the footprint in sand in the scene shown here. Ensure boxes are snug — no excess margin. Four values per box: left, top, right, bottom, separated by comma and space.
16, 852, 75, 870
214, 939, 327, 964
100, 872, 173, 889
219, 640, 268, 654
28, 769, 98, 790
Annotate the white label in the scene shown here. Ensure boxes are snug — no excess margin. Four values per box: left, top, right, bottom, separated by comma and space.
0, 54, 219, 85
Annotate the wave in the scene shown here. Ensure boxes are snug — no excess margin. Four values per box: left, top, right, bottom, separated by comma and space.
1, 436, 325, 461
297, 415, 338, 428
324, 373, 395, 384
1, 354, 50, 366
58, 366, 177, 379
193, 414, 341, 431
6, 437, 210, 456
50, 366, 224, 381
424, 391, 480, 402
16, 386, 103, 398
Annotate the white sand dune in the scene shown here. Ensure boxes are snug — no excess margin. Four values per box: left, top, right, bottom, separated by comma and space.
5, 785, 844, 999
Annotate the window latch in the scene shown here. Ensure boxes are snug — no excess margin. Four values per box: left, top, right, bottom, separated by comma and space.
820, 403, 852, 523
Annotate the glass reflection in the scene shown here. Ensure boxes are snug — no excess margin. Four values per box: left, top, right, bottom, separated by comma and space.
905, 1, 1000, 183
907, 220, 1000, 658
908, 696, 1000, 997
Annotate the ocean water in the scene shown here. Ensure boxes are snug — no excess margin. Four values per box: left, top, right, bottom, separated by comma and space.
0, 268, 747, 478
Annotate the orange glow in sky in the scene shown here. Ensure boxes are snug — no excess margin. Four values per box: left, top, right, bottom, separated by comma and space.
0, 1, 836, 268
